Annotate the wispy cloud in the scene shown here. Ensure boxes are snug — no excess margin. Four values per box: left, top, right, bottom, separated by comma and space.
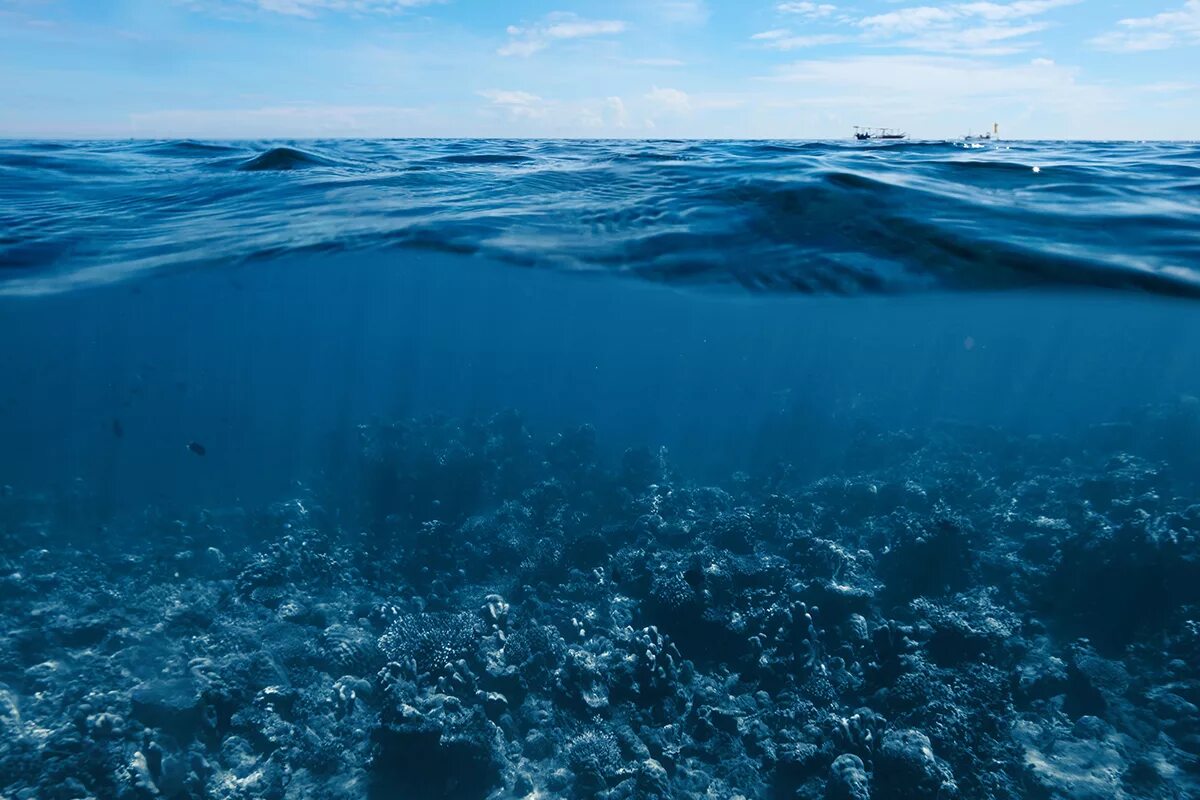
763, 52, 1103, 104
482, 86, 744, 135
478, 89, 547, 119
857, 0, 1078, 54
182, 0, 443, 18
605, 96, 629, 127
645, 86, 692, 112
0, 6, 57, 36
860, 0, 1075, 32
752, 29, 850, 49
754, 0, 1074, 55
751, 1, 848, 51
1091, 1, 1200, 52
962, 0, 1080, 20
776, 2, 838, 19
758, 53, 1121, 131
651, 1, 710, 24
637, 86, 745, 131
499, 13, 627, 57
894, 22, 1049, 55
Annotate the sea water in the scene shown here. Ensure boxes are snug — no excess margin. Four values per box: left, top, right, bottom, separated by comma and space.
1, 139, 1199, 799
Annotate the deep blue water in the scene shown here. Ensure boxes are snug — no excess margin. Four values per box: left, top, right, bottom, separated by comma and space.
3, 139, 1199, 297
1, 139, 1200, 510
4, 140, 1200, 800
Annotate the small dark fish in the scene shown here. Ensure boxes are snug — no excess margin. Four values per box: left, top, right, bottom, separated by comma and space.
187, 441, 206, 456
111, 418, 124, 438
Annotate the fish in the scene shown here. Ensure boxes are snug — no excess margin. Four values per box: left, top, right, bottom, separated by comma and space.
187, 441, 206, 456
111, 418, 124, 438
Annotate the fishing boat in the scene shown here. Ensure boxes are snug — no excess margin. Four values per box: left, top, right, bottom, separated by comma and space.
965, 123, 1000, 141
854, 126, 907, 141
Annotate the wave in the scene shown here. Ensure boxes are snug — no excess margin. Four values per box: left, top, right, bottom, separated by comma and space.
235, 145, 342, 171
0, 139, 1197, 298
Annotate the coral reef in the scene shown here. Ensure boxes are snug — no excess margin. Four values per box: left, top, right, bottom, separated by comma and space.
1, 412, 1199, 799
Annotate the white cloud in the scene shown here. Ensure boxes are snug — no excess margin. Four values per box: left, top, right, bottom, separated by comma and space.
860, 6, 957, 34
754, 2, 846, 50
860, 0, 1075, 32
606, 96, 629, 128
858, 0, 1076, 53
753, 31, 850, 50
645, 86, 692, 113
1091, 1, 1200, 52
478, 89, 547, 119
635, 87, 744, 131
192, 0, 442, 18
777, 2, 838, 19
499, 13, 627, 57
761, 53, 1117, 123
953, 0, 1078, 21
651, 1, 710, 24
753, 0, 1073, 55
898, 22, 1049, 55
577, 96, 631, 128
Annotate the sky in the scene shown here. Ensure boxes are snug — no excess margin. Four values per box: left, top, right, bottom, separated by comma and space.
0, 0, 1197, 139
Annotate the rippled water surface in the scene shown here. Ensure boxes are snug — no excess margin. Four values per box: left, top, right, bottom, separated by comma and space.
2, 138, 1198, 296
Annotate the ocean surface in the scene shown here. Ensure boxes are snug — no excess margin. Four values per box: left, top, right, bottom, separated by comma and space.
3, 139, 1199, 297
2, 139, 1200, 800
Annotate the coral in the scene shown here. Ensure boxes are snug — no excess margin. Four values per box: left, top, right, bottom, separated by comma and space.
827, 753, 871, 800
566, 728, 625, 792
321, 623, 379, 675
5, 413, 1200, 800
378, 611, 481, 676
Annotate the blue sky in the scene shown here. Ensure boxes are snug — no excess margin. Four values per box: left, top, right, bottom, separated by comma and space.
1, 0, 1197, 138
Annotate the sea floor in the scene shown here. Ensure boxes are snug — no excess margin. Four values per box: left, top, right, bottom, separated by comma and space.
3, 407, 1200, 799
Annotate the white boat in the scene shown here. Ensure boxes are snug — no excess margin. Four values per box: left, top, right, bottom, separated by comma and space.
854, 126, 907, 141
965, 123, 1000, 141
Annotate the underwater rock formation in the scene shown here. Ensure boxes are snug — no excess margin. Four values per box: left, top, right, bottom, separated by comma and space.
1, 411, 1199, 799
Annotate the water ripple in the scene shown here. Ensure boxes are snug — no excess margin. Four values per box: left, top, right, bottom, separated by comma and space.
0, 138, 1198, 297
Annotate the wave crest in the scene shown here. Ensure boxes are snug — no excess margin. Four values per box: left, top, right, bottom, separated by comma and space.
237, 146, 338, 171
